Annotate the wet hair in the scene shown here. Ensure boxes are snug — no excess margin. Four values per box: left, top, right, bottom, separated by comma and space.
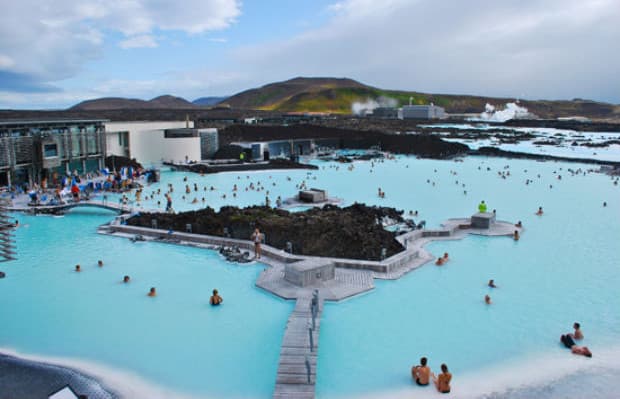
420, 357, 427, 366
441, 364, 448, 373
574, 322, 580, 329
213, 289, 218, 294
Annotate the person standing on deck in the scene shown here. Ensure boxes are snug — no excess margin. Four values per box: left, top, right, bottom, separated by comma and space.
251, 228, 263, 259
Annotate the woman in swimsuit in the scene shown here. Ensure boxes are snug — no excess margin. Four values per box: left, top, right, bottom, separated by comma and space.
432, 363, 452, 393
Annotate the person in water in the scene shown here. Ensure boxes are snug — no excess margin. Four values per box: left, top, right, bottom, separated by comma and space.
485, 294, 492, 304
210, 289, 223, 306
515, 221, 522, 228
148, 287, 157, 297
443, 253, 449, 262
571, 322, 584, 340
411, 356, 431, 386
75, 264, 81, 272
435, 257, 445, 266
513, 230, 520, 241
432, 363, 452, 393
97, 260, 104, 267
560, 334, 592, 357
251, 228, 263, 259
123, 275, 130, 283
488, 279, 497, 288
536, 206, 544, 215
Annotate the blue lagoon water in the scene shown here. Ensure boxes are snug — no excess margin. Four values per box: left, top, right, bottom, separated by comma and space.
2, 154, 619, 398
1, 209, 292, 398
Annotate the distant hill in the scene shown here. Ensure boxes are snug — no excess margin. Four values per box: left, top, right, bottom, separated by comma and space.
193, 96, 229, 106
219, 77, 620, 120
70, 95, 197, 110
220, 77, 368, 110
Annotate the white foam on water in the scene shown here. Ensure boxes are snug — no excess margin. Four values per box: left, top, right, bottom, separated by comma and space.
333, 345, 620, 399
0, 347, 222, 399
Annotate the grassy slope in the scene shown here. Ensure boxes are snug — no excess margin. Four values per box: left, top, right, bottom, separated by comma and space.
264, 88, 620, 118
222, 78, 620, 119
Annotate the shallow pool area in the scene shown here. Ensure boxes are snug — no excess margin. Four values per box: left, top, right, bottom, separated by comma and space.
1, 209, 292, 398
2, 153, 619, 398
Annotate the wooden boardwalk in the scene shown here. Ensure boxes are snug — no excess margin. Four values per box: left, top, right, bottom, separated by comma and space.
274, 294, 324, 399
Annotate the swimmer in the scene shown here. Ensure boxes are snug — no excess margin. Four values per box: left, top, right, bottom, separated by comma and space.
411, 356, 431, 386
603, 202, 607, 207
485, 294, 492, 304
536, 206, 544, 215
97, 260, 103, 267
210, 289, 223, 306
435, 257, 445, 266
123, 275, 130, 283
443, 253, 449, 262
513, 230, 520, 241
571, 322, 584, 340
148, 287, 157, 297
515, 221, 522, 228
560, 334, 592, 357
488, 279, 497, 288
431, 364, 452, 394
75, 264, 81, 272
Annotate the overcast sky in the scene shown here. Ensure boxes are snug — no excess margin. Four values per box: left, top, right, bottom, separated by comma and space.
0, 0, 618, 109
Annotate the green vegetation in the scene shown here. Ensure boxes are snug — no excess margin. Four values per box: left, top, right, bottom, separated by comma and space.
220, 77, 620, 119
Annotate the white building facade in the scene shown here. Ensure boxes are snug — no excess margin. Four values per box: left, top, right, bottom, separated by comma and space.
105, 121, 211, 167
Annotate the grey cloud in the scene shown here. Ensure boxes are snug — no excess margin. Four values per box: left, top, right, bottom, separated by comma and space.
232, 0, 620, 103
0, 0, 241, 88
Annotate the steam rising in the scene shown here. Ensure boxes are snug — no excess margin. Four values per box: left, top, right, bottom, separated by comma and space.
475, 102, 532, 122
352, 97, 398, 115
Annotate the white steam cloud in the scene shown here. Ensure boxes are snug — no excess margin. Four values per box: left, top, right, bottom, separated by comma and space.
474, 102, 533, 122
352, 97, 398, 115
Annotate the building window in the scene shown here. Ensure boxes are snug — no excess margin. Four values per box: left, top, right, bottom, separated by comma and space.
43, 143, 58, 158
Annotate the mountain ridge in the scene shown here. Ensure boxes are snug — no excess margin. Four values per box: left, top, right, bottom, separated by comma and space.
66, 77, 620, 120
70, 95, 198, 111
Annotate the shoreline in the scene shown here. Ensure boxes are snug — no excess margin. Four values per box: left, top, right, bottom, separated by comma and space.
327, 343, 620, 399
3, 341, 618, 399
0, 347, 209, 399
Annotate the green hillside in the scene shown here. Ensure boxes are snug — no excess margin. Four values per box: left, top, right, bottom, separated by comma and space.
220, 77, 620, 119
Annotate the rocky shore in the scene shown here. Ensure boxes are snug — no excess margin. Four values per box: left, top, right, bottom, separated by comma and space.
126, 203, 406, 260
219, 124, 469, 159
472, 146, 620, 167
166, 158, 318, 174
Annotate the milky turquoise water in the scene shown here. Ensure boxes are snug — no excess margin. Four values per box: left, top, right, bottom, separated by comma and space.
1, 154, 619, 398
1, 209, 292, 398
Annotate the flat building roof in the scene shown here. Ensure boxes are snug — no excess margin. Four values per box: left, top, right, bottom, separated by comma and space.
0, 119, 109, 127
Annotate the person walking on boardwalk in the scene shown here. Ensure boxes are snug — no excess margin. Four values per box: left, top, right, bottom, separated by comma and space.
251, 227, 263, 259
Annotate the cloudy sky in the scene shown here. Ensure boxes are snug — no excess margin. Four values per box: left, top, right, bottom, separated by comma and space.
0, 0, 618, 108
